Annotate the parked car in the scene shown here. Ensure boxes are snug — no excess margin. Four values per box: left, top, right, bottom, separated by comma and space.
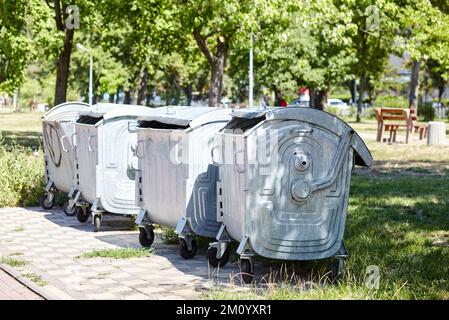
328, 98, 351, 116
289, 98, 310, 108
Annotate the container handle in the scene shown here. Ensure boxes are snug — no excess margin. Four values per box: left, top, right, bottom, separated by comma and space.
135, 140, 145, 159
210, 145, 220, 165
87, 135, 96, 152
234, 150, 245, 173
70, 132, 77, 147
60, 135, 69, 152
310, 128, 353, 192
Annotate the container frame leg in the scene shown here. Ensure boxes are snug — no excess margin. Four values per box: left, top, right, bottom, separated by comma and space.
209, 224, 231, 259
175, 218, 196, 251
333, 241, 349, 276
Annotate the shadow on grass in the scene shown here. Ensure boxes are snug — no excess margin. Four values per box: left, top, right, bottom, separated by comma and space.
0, 130, 42, 149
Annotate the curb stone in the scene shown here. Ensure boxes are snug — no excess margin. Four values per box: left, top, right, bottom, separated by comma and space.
0, 263, 59, 300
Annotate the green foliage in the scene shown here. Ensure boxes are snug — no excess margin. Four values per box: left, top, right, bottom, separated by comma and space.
0, 255, 28, 267
23, 273, 48, 286
0, 141, 45, 207
0, 0, 58, 92
160, 226, 179, 244
418, 102, 436, 121
373, 95, 409, 108
77, 247, 154, 259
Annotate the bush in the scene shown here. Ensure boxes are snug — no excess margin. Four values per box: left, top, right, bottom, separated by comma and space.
418, 102, 436, 121
373, 95, 408, 108
0, 141, 45, 207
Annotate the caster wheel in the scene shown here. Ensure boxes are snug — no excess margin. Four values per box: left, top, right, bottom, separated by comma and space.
93, 215, 101, 232
63, 202, 76, 216
76, 206, 89, 223
207, 247, 230, 268
139, 227, 154, 247
40, 194, 54, 210
240, 259, 254, 284
180, 239, 197, 259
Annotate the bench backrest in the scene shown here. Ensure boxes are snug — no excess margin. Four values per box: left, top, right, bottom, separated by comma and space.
375, 108, 411, 124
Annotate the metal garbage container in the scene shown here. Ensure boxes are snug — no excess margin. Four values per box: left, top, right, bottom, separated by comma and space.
135, 106, 232, 259
71, 103, 162, 231
41, 101, 89, 215
209, 107, 372, 282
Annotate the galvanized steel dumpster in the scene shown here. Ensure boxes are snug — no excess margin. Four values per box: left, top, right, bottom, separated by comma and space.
135, 107, 232, 259
72, 103, 161, 231
209, 107, 372, 282
41, 101, 89, 214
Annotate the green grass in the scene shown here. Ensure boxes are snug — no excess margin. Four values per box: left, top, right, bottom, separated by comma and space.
23, 273, 48, 286
1, 256, 28, 267
76, 247, 154, 259
0, 111, 43, 148
206, 175, 449, 300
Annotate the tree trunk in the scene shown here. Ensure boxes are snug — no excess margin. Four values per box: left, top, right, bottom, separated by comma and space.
183, 84, 193, 106
309, 89, 328, 111
124, 90, 132, 104
438, 84, 444, 104
409, 60, 421, 110
54, 28, 74, 105
137, 66, 148, 105
108, 93, 115, 103
357, 73, 366, 123
208, 41, 227, 107
193, 30, 228, 107
274, 87, 282, 106
348, 79, 356, 105
312, 89, 328, 111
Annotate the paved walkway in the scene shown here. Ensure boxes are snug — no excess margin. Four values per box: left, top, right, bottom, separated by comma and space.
0, 269, 42, 300
0, 207, 243, 300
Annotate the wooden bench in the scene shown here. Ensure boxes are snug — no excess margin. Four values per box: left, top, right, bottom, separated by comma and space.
375, 108, 410, 143
410, 108, 428, 140
375, 107, 428, 143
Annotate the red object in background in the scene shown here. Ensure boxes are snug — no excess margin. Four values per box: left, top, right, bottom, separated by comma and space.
280, 99, 287, 107
298, 87, 309, 95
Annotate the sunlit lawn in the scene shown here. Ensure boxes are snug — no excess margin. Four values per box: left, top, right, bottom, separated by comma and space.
0, 110, 43, 148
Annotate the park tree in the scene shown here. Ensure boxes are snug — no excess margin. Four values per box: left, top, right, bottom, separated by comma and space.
0, 0, 55, 93
165, 0, 293, 107
44, 0, 97, 105
391, 1, 449, 109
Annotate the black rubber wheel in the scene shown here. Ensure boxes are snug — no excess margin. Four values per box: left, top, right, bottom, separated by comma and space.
138, 227, 154, 247
40, 194, 54, 210
240, 259, 254, 284
180, 238, 197, 259
76, 206, 89, 223
207, 247, 230, 268
63, 202, 76, 216
93, 215, 101, 232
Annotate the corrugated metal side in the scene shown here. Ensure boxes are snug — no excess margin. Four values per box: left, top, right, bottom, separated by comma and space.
75, 123, 99, 204
140, 129, 187, 227
220, 132, 247, 241
42, 120, 76, 192
98, 119, 140, 215
185, 122, 227, 238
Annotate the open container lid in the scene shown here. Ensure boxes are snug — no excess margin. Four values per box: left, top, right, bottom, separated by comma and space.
76, 103, 163, 123
228, 107, 373, 167
42, 101, 89, 121
138, 106, 232, 129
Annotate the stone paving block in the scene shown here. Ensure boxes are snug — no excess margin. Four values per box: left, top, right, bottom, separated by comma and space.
0, 207, 241, 300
